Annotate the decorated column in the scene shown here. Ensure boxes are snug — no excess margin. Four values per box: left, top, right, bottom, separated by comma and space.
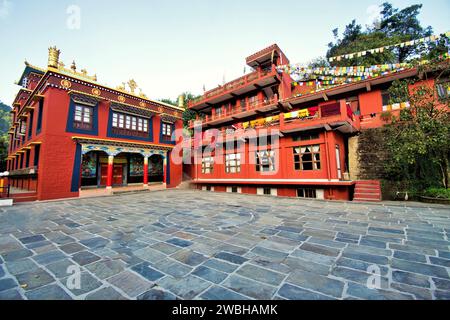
106, 155, 114, 189
143, 156, 149, 187
163, 156, 168, 185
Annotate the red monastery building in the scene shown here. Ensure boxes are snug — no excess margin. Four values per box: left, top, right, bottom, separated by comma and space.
4, 44, 448, 203
186, 44, 448, 201
6, 47, 183, 201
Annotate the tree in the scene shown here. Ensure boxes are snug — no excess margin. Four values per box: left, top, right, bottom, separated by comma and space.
0, 101, 11, 172
327, 2, 434, 66
159, 93, 200, 128
383, 61, 450, 190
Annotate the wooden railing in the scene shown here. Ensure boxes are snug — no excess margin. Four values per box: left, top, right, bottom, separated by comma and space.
189, 96, 279, 127
188, 65, 278, 107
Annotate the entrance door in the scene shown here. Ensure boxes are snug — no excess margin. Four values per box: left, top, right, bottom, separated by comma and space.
100, 164, 108, 186
100, 164, 124, 186
113, 165, 123, 185
335, 145, 342, 180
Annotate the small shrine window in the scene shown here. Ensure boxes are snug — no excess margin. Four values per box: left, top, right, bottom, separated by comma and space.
294, 145, 321, 171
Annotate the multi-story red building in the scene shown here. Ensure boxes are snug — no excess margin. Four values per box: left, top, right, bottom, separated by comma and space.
5, 47, 183, 201
186, 44, 445, 201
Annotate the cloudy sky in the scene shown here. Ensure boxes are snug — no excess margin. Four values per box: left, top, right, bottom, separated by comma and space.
0, 0, 449, 105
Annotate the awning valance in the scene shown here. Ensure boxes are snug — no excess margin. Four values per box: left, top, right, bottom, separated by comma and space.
110, 102, 157, 119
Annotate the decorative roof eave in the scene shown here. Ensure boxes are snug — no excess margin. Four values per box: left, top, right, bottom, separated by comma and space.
47, 69, 185, 112
71, 136, 175, 151
68, 90, 104, 101
110, 102, 159, 119
16, 62, 46, 86
160, 113, 179, 124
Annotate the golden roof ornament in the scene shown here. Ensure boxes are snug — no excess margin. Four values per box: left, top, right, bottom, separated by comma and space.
139, 89, 148, 99
48, 46, 61, 68
127, 79, 138, 94
71, 61, 77, 72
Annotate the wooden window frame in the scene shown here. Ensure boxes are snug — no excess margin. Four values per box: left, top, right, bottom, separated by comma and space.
293, 145, 321, 171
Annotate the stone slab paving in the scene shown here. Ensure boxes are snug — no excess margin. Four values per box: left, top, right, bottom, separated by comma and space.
0, 190, 449, 300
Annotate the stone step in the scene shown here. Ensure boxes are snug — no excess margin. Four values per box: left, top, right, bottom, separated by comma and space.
354, 192, 381, 200
353, 198, 382, 202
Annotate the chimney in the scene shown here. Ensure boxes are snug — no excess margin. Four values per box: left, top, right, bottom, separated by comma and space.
48, 46, 60, 69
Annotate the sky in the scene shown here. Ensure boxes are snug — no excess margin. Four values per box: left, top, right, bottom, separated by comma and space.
0, 0, 449, 106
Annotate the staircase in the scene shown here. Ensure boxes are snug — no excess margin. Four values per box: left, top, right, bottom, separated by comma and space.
11, 192, 38, 203
353, 180, 382, 202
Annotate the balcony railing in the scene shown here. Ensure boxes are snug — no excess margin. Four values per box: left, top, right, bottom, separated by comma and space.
189, 96, 279, 128
188, 65, 278, 108
190, 100, 360, 146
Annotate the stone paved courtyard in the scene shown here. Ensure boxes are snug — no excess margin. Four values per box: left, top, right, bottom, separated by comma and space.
0, 190, 449, 300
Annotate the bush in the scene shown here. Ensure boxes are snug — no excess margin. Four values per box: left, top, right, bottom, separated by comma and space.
424, 188, 450, 199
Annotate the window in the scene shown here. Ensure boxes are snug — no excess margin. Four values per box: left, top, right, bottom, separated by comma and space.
73, 104, 93, 130
294, 145, 321, 171
231, 186, 239, 193
293, 133, 320, 142
436, 78, 450, 101
214, 107, 223, 117
19, 121, 27, 135
125, 115, 131, 129
28, 110, 33, 139
381, 90, 391, 106
34, 144, 40, 167
36, 99, 44, 134
25, 149, 30, 168
111, 112, 149, 137
22, 77, 29, 88
201, 157, 214, 174
297, 188, 317, 199
206, 186, 212, 191
263, 188, 272, 195
256, 150, 275, 172
162, 122, 172, 139
225, 153, 241, 173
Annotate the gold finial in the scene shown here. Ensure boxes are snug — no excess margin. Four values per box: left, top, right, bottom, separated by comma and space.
139, 88, 148, 99
178, 94, 185, 109
58, 61, 65, 69
71, 61, 77, 72
116, 82, 126, 91
93, 74, 97, 82
81, 69, 88, 76
48, 46, 61, 68
127, 79, 137, 94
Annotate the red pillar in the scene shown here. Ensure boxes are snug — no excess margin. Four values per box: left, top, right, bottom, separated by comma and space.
163, 156, 167, 185
143, 156, 149, 187
106, 155, 114, 189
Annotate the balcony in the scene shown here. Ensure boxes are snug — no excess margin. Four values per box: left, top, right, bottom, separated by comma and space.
280, 101, 360, 134
190, 100, 360, 146
189, 96, 279, 128
188, 65, 280, 110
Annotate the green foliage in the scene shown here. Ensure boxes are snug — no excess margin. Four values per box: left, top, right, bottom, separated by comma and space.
0, 101, 11, 172
159, 93, 200, 129
424, 187, 450, 199
383, 75, 450, 191
387, 80, 411, 104
380, 111, 393, 122
327, 2, 434, 65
